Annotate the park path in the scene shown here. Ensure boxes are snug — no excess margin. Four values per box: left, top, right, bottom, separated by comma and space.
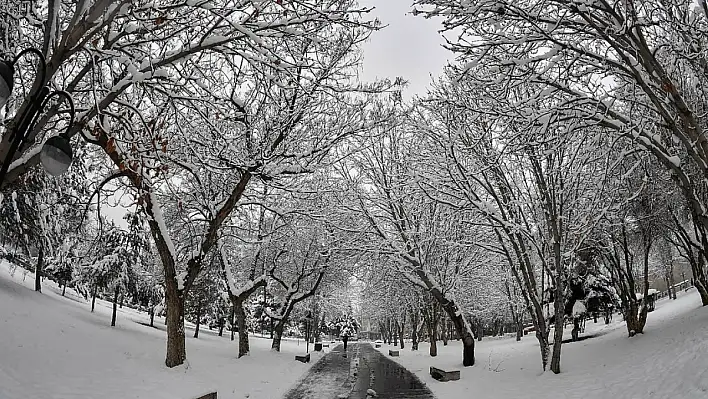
283, 343, 434, 399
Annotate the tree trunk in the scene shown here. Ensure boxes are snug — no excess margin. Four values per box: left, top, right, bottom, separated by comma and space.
441, 318, 448, 346
194, 304, 201, 338
230, 306, 236, 341
411, 324, 419, 350
398, 321, 405, 349
111, 286, 120, 327
150, 306, 155, 327
549, 228, 565, 374
218, 317, 224, 337
164, 285, 186, 367
271, 321, 285, 352
235, 299, 250, 357
62, 283, 66, 296
429, 322, 438, 357
393, 322, 400, 347
516, 322, 523, 341
34, 246, 43, 293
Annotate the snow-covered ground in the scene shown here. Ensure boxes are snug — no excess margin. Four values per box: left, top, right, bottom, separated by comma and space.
0, 261, 322, 399
378, 290, 708, 399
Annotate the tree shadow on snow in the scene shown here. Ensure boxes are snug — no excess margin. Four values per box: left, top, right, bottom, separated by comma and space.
561, 332, 607, 344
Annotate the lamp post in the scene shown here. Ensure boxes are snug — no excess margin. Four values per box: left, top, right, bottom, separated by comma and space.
305, 310, 313, 354
0, 48, 76, 185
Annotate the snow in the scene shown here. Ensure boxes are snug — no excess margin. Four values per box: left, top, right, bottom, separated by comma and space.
149, 194, 177, 261
0, 261, 322, 399
668, 155, 681, 168
572, 301, 586, 317
376, 289, 708, 398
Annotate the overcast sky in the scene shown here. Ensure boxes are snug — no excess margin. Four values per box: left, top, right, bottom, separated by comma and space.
357, 0, 451, 97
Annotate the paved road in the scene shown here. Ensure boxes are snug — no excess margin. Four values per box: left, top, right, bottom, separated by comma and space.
284, 343, 434, 399
283, 344, 353, 399
350, 343, 433, 399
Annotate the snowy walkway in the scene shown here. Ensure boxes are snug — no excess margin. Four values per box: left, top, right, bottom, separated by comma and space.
284, 343, 434, 399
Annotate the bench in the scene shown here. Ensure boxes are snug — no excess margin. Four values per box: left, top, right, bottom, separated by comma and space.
195, 393, 217, 399
323, 344, 330, 348
375, 344, 381, 348
388, 350, 399, 357
429, 366, 460, 382
295, 354, 311, 363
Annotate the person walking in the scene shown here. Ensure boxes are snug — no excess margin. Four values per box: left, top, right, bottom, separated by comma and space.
341, 326, 351, 352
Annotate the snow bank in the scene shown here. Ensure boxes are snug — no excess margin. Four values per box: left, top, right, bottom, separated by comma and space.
0, 261, 320, 399
375, 290, 708, 399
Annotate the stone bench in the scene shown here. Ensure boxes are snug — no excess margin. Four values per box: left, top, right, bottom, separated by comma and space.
388, 350, 399, 357
295, 354, 311, 363
195, 392, 217, 399
429, 366, 460, 382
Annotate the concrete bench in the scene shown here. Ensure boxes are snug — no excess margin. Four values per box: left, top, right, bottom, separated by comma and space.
388, 350, 399, 357
295, 354, 311, 363
430, 366, 460, 382
323, 344, 330, 348
195, 393, 217, 399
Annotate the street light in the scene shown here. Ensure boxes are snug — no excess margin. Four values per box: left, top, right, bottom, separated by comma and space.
0, 48, 76, 185
305, 310, 313, 354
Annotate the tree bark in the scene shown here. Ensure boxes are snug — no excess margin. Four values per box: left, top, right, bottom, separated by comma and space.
164, 285, 186, 367
62, 283, 66, 297
399, 324, 405, 349
271, 320, 285, 351
441, 317, 448, 346
516, 321, 523, 341
34, 246, 43, 293
410, 310, 419, 350
550, 272, 565, 374
393, 321, 399, 347
235, 299, 250, 357
230, 306, 236, 341
150, 306, 155, 327
428, 322, 438, 357
111, 286, 120, 327
194, 304, 201, 338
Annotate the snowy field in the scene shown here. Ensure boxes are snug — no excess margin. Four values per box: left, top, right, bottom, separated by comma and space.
0, 261, 322, 399
378, 290, 708, 399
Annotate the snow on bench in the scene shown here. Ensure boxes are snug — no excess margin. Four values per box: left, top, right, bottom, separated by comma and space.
430, 366, 460, 382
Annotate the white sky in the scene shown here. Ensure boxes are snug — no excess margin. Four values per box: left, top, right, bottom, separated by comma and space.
357, 0, 451, 97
